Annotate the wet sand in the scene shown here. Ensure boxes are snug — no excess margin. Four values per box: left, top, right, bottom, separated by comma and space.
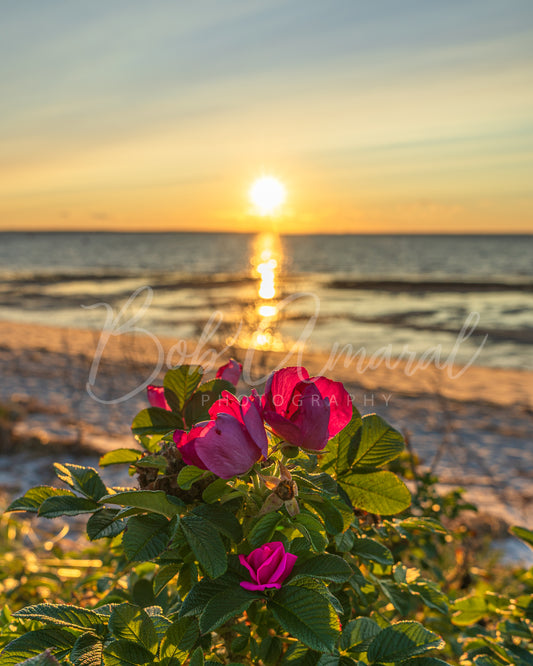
1, 320, 532, 527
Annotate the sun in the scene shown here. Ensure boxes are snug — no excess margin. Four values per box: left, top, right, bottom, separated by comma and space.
249, 176, 287, 216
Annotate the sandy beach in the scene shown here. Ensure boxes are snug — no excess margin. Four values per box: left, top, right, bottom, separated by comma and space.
1, 320, 532, 528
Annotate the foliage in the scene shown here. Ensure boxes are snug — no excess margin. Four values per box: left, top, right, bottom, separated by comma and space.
1, 363, 531, 665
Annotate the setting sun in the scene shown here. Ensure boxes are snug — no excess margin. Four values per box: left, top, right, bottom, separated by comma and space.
249, 176, 287, 216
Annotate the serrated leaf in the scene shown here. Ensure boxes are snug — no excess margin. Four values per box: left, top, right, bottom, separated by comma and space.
177, 465, 206, 490
181, 513, 227, 578
180, 576, 238, 618
0, 628, 76, 665
293, 513, 327, 552
53, 463, 108, 501
13, 604, 105, 630
100, 448, 143, 467
154, 564, 180, 595
99, 490, 183, 518
6, 486, 72, 513
135, 455, 168, 471
391, 517, 448, 536
400, 658, 451, 665
303, 498, 344, 535
339, 470, 411, 515
69, 633, 104, 666
340, 616, 381, 652
292, 554, 352, 583
38, 493, 99, 518
189, 646, 204, 666
122, 514, 170, 562
87, 508, 127, 540
451, 595, 488, 626
132, 407, 183, 436
352, 537, 394, 566
248, 512, 283, 548
193, 504, 243, 543
367, 622, 444, 663
202, 478, 230, 503
353, 414, 404, 468
411, 581, 449, 615
269, 585, 340, 653
108, 604, 158, 651
281, 643, 321, 665
200, 587, 259, 634
184, 378, 235, 425
320, 413, 363, 477
103, 639, 154, 665
164, 365, 204, 413
510, 525, 533, 548
159, 617, 199, 662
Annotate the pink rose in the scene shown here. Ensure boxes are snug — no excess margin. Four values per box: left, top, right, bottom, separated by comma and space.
147, 385, 170, 411
174, 391, 267, 479
216, 359, 242, 386
239, 542, 297, 591
262, 367, 352, 451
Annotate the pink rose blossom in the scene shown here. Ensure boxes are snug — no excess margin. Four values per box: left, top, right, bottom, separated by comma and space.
174, 390, 267, 479
147, 385, 170, 411
239, 541, 297, 591
262, 366, 352, 451
216, 359, 242, 386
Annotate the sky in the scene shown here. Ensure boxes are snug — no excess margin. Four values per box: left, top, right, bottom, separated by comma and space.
1, 0, 532, 233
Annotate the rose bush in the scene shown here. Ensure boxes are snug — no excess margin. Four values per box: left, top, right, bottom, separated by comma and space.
2, 361, 532, 665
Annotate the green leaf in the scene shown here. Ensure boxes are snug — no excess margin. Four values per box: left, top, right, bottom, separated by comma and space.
411, 581, 449, 615
135, 455, 168, 472
200, 587, 259, 633
53, 463, 108, 500
6, 486, 72, 513
154, 564, 180, 595
339, 471, 411, 515
193, 504, 243, 543
303, 498, 344, 535
100, 448, 143, 466
87, 508, 127, 540
0, 629, 76, 665
281, 643, 321, 665
320, 413, 363, 477
103, 639, 155, 665
351, 537, 394, 566
400, 658, 451, 665
184, 378, 236, 425
100, 490, 183, 518
159, 617, 199, 662
189, 646, 204, 666
180, 576, 238, 617
132, 407, 183, 436
109, 604, 158, 652
292, 554, 352, 583
38, 492, 99, 518
177, 465, 206, 490
293, 513, 327, 552
248, 512, 283, 548
164, 365, 204, 413
390, 517, 448, 537
340, 616, 381, 652
269, 584, 341, 653
202, 478, 231, 503
69, 633, 104, 666
181, 513, 227, 578
353, 414, 404, 468
510, 525, 533, 548
13, 604, 105, 630
451, 595, 488, 626
367, 622, 444, 663
123, 514, 170, 562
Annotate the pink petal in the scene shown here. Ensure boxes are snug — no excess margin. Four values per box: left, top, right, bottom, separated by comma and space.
256, 543, 286, 585
209, 390, 242, 422
313, 376, 353, 437
172, 429, 187, 447
216, 359, 242, 385
178, 423, 210, 469
263, 367, 310, 416
274, 551, 298, 584
194, 414, 262, 479
241, 391, 268, 458
147, 385, 170, 410
292, 383, 330, 451
262, 410, 306, 447
239, 553, 258, 583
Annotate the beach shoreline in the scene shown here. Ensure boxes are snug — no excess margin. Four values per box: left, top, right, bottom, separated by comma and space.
1, 320, 532, 527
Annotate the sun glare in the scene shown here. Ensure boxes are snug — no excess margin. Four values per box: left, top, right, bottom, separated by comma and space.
249, 176, 287, 216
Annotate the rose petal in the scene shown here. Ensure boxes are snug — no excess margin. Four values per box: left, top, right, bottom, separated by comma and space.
241, 391, 268, 458
147, 385, 170, 410
209, 390, 242, 422
216, 359, 242, 385
292, 383, 330, 451
239, 553, 258, 583
262, 409, 306, 447
313, 376, 353, 436
263, 367, 310, 415
194, 414, 262, 478
178, 423, 210, 469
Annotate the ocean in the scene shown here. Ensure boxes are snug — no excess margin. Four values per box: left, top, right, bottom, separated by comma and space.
0, 232, 531, 370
